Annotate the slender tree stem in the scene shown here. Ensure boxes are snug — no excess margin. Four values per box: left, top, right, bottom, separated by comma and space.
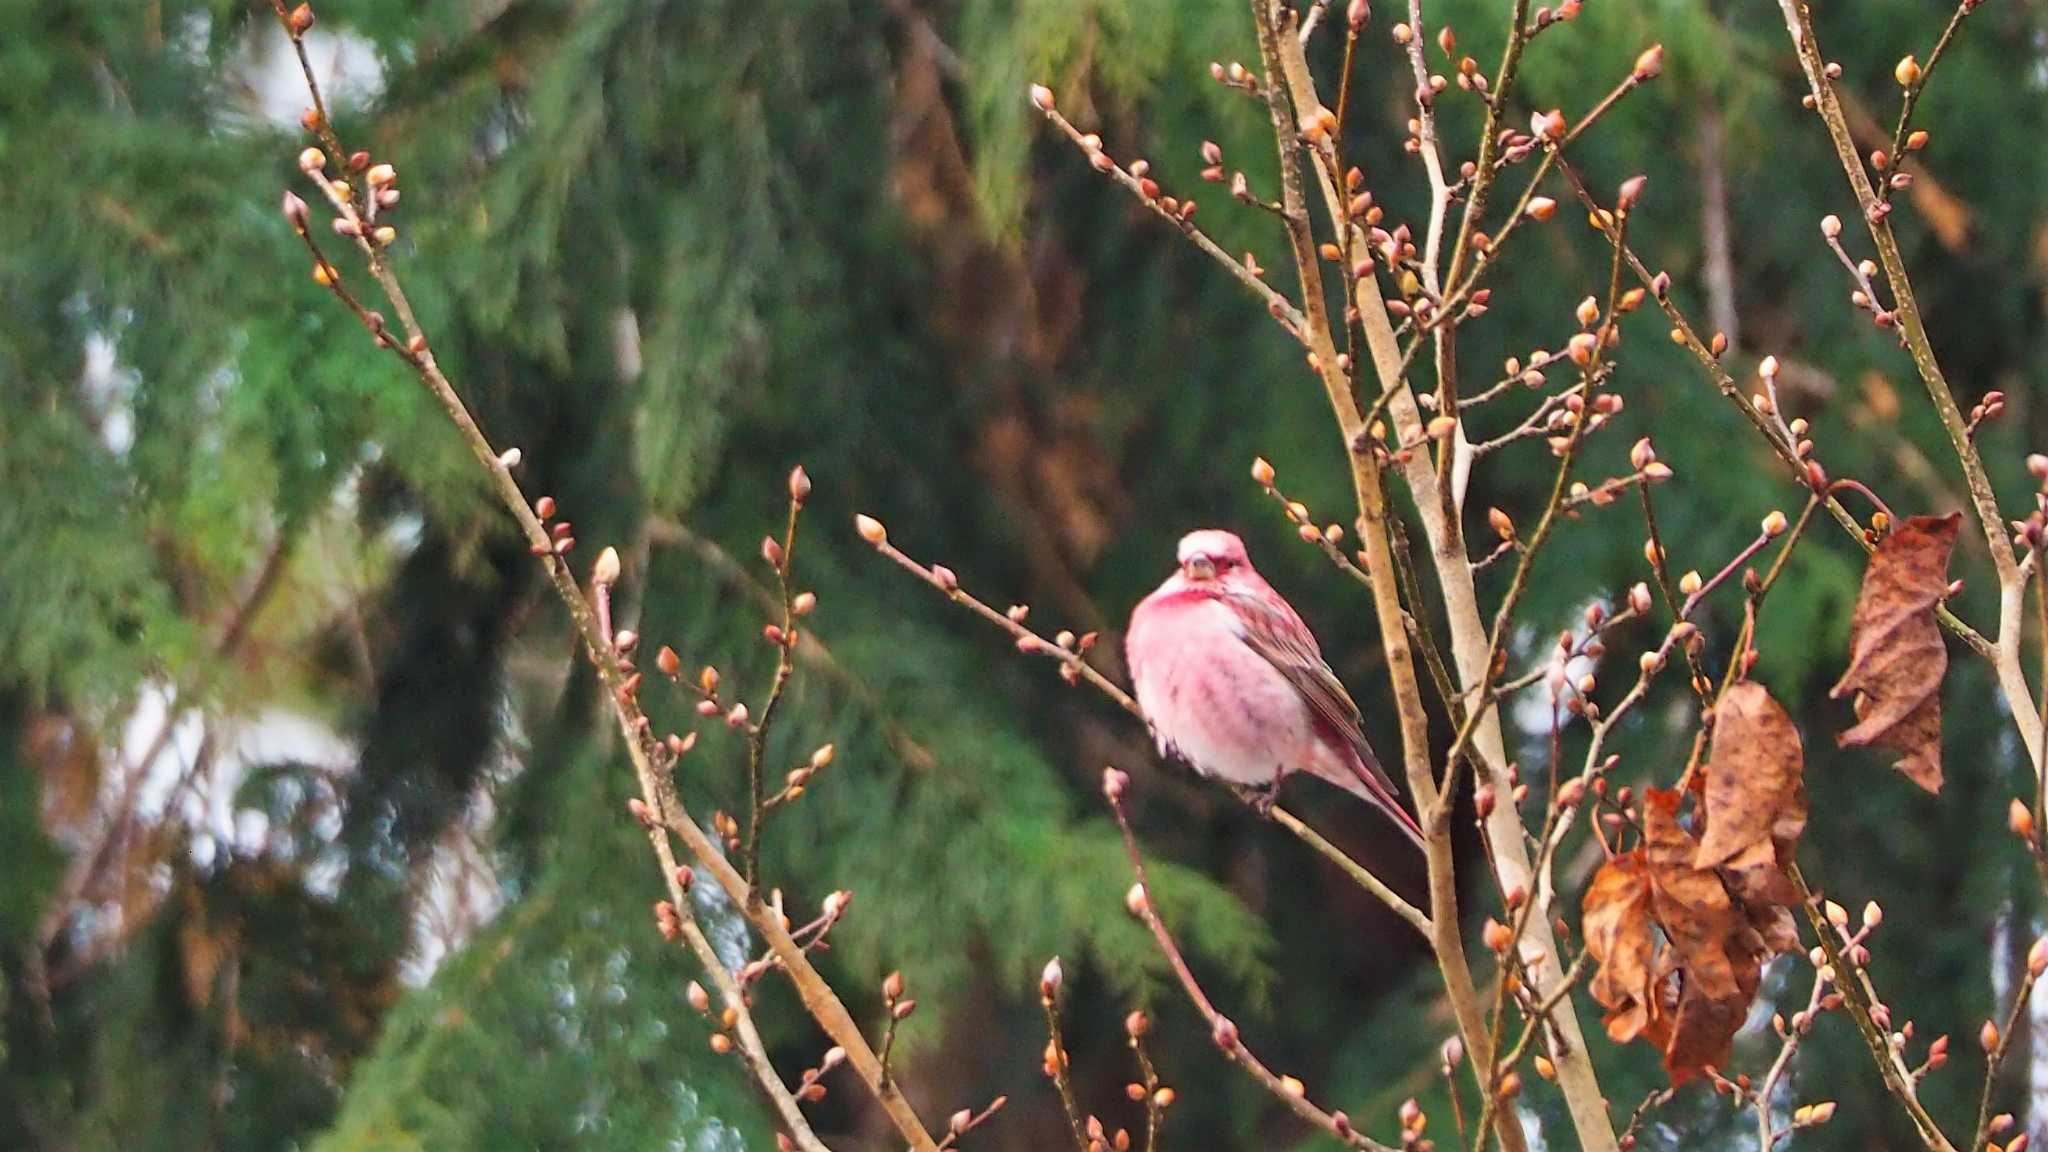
1775, 0, 2041, 785
1108, 775, 1398, 1152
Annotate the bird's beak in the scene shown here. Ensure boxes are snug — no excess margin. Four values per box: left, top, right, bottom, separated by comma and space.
1182, 554, 1216, 581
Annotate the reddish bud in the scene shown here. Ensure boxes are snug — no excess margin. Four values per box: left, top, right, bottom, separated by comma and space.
1102, 767, 1130, 800
1211, 1017, 1239, 1049
1632, 43, 1664, 80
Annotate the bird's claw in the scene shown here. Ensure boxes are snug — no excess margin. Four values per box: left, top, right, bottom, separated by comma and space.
1233, 783, 1279, 819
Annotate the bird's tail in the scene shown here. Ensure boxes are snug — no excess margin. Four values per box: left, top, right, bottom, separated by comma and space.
1322, 746, 1426, 851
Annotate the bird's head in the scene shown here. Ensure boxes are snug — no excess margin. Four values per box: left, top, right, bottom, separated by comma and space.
1175, 529, 1253, 585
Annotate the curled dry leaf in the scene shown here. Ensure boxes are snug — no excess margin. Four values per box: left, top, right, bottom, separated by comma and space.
1697, 682, 1806, 954
1644, 789, 1762, 1082
1830, 513, 1960, 793
1696, 683, 1806, 872
1582, 851, 1657, 1045
1586, 789, 1782, 1083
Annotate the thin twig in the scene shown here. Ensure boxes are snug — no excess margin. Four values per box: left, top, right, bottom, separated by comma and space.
270, 12, 924, 1145
1105, 771, 1398, 1152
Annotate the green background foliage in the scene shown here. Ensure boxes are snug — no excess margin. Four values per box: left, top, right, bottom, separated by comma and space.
3, 0, 2045, 1148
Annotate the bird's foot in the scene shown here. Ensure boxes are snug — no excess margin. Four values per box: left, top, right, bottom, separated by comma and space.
1232, 782, 1279, 819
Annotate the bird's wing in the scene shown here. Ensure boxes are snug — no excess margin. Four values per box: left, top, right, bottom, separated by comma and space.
1221, 589, 1402, 798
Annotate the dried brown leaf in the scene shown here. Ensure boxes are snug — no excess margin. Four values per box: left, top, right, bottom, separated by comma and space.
1582, 851, 1658, 1044
1645, 789, 1762, 1082
1831, 513, 1960, 792
1696, 682, 1807, 873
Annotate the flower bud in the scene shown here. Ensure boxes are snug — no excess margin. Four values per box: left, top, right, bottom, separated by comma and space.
1103, 766, 1130, 800
855, 514, 887, 545
1029, 84, 1056, 112
1211, 1017, 1239, 1049
1040, 957, 1064, 999
2011, 798, 2036, 842
1629, 582, 1653, 614
788, 464, 812, 502
1526, 196, 1557, 222
593, 546, 622, 586
652, 646, 681, 677
1895, 55, 1922, 88
1632, 44, 1664, 80
1483, 918, 1514, 951
1617, 175, 1647, 212
1126, 883, 1150, 916
1251, 456, 1275, 486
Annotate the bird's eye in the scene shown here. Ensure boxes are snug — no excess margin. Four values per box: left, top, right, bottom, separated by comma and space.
1212, 557, 1234, 572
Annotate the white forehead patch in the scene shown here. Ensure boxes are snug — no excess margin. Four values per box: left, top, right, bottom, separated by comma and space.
1177, 529, 1245, 563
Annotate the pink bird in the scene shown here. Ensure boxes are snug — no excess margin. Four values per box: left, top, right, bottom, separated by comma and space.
1125, 529, 1424, 848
